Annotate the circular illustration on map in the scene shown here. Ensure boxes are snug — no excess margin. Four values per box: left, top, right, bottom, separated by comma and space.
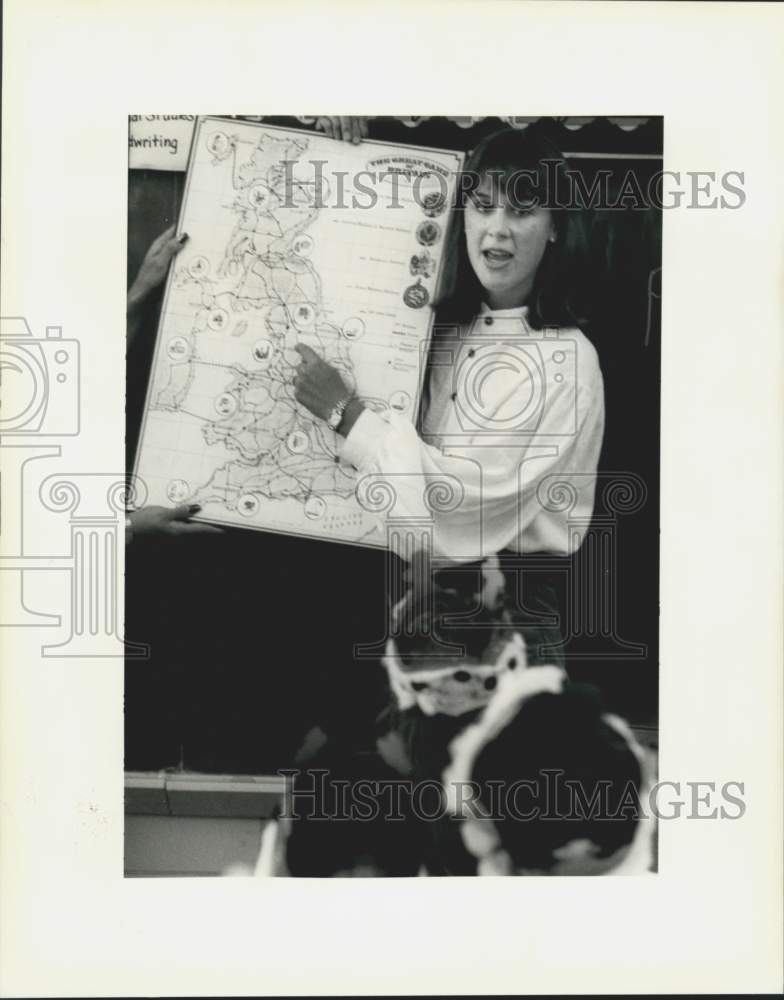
189, 256, 210, 279
415, 171, 446, 209
214, 392, 238, 417
206, 131, 230, 158
421, 190, 447, 218
252, 339, 274, 367
409, 251, 434, 279
292, 234, 314, 258
207, 308, 230, 332
166, 337, 191, 361
286, 430, 310, 454
166, 479, 191, 504
285, 254, 310, 276
291, 303, 316, 329
403, 280, 430, 309
304, 496, 327, 520
237, 493, 260, 517
342, 317, 365, 341
416, 220, 441, 247
389, 390, 411, 413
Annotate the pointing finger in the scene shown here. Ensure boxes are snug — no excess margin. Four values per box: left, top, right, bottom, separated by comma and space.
170, 503, 202, 520
293, 343, 318, 362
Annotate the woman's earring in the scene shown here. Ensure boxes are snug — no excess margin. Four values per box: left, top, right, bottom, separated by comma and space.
549, 233, 557, 243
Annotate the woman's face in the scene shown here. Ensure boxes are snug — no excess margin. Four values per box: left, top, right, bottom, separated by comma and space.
464, 173, 556, 310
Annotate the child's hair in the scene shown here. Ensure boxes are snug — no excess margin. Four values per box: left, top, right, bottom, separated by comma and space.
443, 667, 654, 875
383, 554, 523, 719
435, 123, 589, 330
472, 683, 643, 871
392, 555, 508, 664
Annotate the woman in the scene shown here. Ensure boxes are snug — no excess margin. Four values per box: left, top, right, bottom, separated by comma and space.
294, 124, 604, 672
283, 123, 609, 873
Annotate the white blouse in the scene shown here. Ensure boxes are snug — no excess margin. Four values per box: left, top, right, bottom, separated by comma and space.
340, 304, 605, 563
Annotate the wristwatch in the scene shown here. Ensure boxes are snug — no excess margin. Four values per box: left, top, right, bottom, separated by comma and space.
326, 394, 354, 432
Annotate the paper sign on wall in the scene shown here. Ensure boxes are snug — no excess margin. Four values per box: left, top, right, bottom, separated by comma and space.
129, 115, 196, 170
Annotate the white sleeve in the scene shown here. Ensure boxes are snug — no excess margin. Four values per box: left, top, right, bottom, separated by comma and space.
340, 363, 601, 563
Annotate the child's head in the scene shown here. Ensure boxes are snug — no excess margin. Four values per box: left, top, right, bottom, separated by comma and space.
443, 666, 655, 875
437, 124, 588, 328
384, 555, 525, 718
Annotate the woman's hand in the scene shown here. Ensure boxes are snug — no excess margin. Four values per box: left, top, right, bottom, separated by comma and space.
126, 503, 223, 543
292, 344, 351, 421
128, 225, 188, 309
127, 225, 189, 349
314, 116, 369, 144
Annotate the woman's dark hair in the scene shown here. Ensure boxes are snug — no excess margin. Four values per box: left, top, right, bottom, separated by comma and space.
435, 123, 589, 330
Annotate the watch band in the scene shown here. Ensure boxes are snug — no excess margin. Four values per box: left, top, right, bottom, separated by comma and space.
327, 394, 354, 431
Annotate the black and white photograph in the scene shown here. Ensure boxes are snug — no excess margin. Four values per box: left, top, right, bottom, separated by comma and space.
124, 114, 663, 878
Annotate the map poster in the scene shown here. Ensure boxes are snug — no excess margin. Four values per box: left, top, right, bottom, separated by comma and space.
133, 116, 464, 546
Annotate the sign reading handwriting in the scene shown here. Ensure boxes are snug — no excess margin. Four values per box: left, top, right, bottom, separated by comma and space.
129, 115, 196, 170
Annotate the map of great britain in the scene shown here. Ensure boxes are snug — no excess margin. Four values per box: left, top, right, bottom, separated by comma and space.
134, 117, 463, 545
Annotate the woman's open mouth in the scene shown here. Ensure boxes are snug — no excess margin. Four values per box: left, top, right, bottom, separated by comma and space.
481, 247, 514, 268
